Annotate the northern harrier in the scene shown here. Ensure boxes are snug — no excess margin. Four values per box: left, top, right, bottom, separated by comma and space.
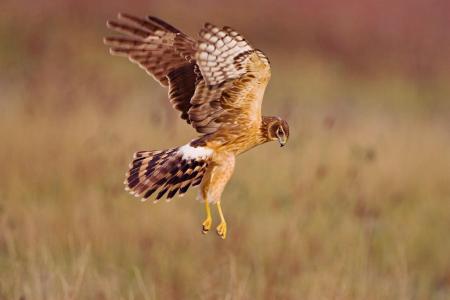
104, 14, 290, 239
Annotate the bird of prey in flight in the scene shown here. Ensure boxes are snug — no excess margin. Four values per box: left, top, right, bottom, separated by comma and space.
104, 14, 290, 239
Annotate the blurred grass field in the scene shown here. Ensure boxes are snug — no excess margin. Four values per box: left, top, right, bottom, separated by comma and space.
1, 1, 450, 299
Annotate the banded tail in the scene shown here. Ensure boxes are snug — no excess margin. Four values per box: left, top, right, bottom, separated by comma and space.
124, 144, 213, 201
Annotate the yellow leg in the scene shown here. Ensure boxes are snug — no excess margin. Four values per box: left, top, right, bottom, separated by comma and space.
216, 201, 227, 239
201, 200, 212, 234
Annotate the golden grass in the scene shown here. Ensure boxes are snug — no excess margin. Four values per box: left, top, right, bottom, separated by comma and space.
1, 90, 450, 299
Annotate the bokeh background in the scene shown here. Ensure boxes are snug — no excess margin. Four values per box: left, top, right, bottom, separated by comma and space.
1, 0, 450, 299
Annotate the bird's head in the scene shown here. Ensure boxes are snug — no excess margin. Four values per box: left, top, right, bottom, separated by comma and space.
264, 116, 290, 147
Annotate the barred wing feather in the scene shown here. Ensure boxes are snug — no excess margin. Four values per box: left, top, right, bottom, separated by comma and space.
104, 13, 199, 124
189, 23, 271, 134
104, 15, 271, 134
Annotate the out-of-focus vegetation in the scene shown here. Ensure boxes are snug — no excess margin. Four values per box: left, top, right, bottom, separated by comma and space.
1, 0, 450, 299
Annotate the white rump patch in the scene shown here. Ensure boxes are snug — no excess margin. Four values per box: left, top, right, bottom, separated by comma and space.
178, 144, 213, 160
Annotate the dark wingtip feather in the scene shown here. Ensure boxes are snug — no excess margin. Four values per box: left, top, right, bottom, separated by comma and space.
167, 188, 179, 199
143, 188, 157, 199
119, 13, 142, 24
179, 183, 191, 195
117, 12, 128, 19
156, 187, 169, 200
106, 20, 118, 29
147, 16, 181, 33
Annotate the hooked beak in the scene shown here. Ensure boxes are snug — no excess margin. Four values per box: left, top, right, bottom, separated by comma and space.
278, 136, 287, 147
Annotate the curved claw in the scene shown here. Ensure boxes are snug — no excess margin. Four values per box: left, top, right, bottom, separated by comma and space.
202, 217, 212, 234
216, 222, 227, 239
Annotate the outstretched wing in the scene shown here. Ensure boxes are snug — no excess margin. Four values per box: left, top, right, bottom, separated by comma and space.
188, 23, 271, 134
104, 13, 199, 123
104, 15, 271, 135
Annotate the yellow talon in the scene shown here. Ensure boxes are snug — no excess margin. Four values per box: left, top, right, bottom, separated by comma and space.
216, 221, 227, 239
202, 200, 212, 234
216, 201, 227, 239
202, 217, 212, 234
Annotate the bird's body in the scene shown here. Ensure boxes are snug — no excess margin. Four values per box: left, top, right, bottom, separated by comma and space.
104, 14, 289, 239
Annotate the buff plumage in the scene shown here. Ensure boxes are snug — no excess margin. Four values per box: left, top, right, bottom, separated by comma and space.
104, 14, 289, 239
